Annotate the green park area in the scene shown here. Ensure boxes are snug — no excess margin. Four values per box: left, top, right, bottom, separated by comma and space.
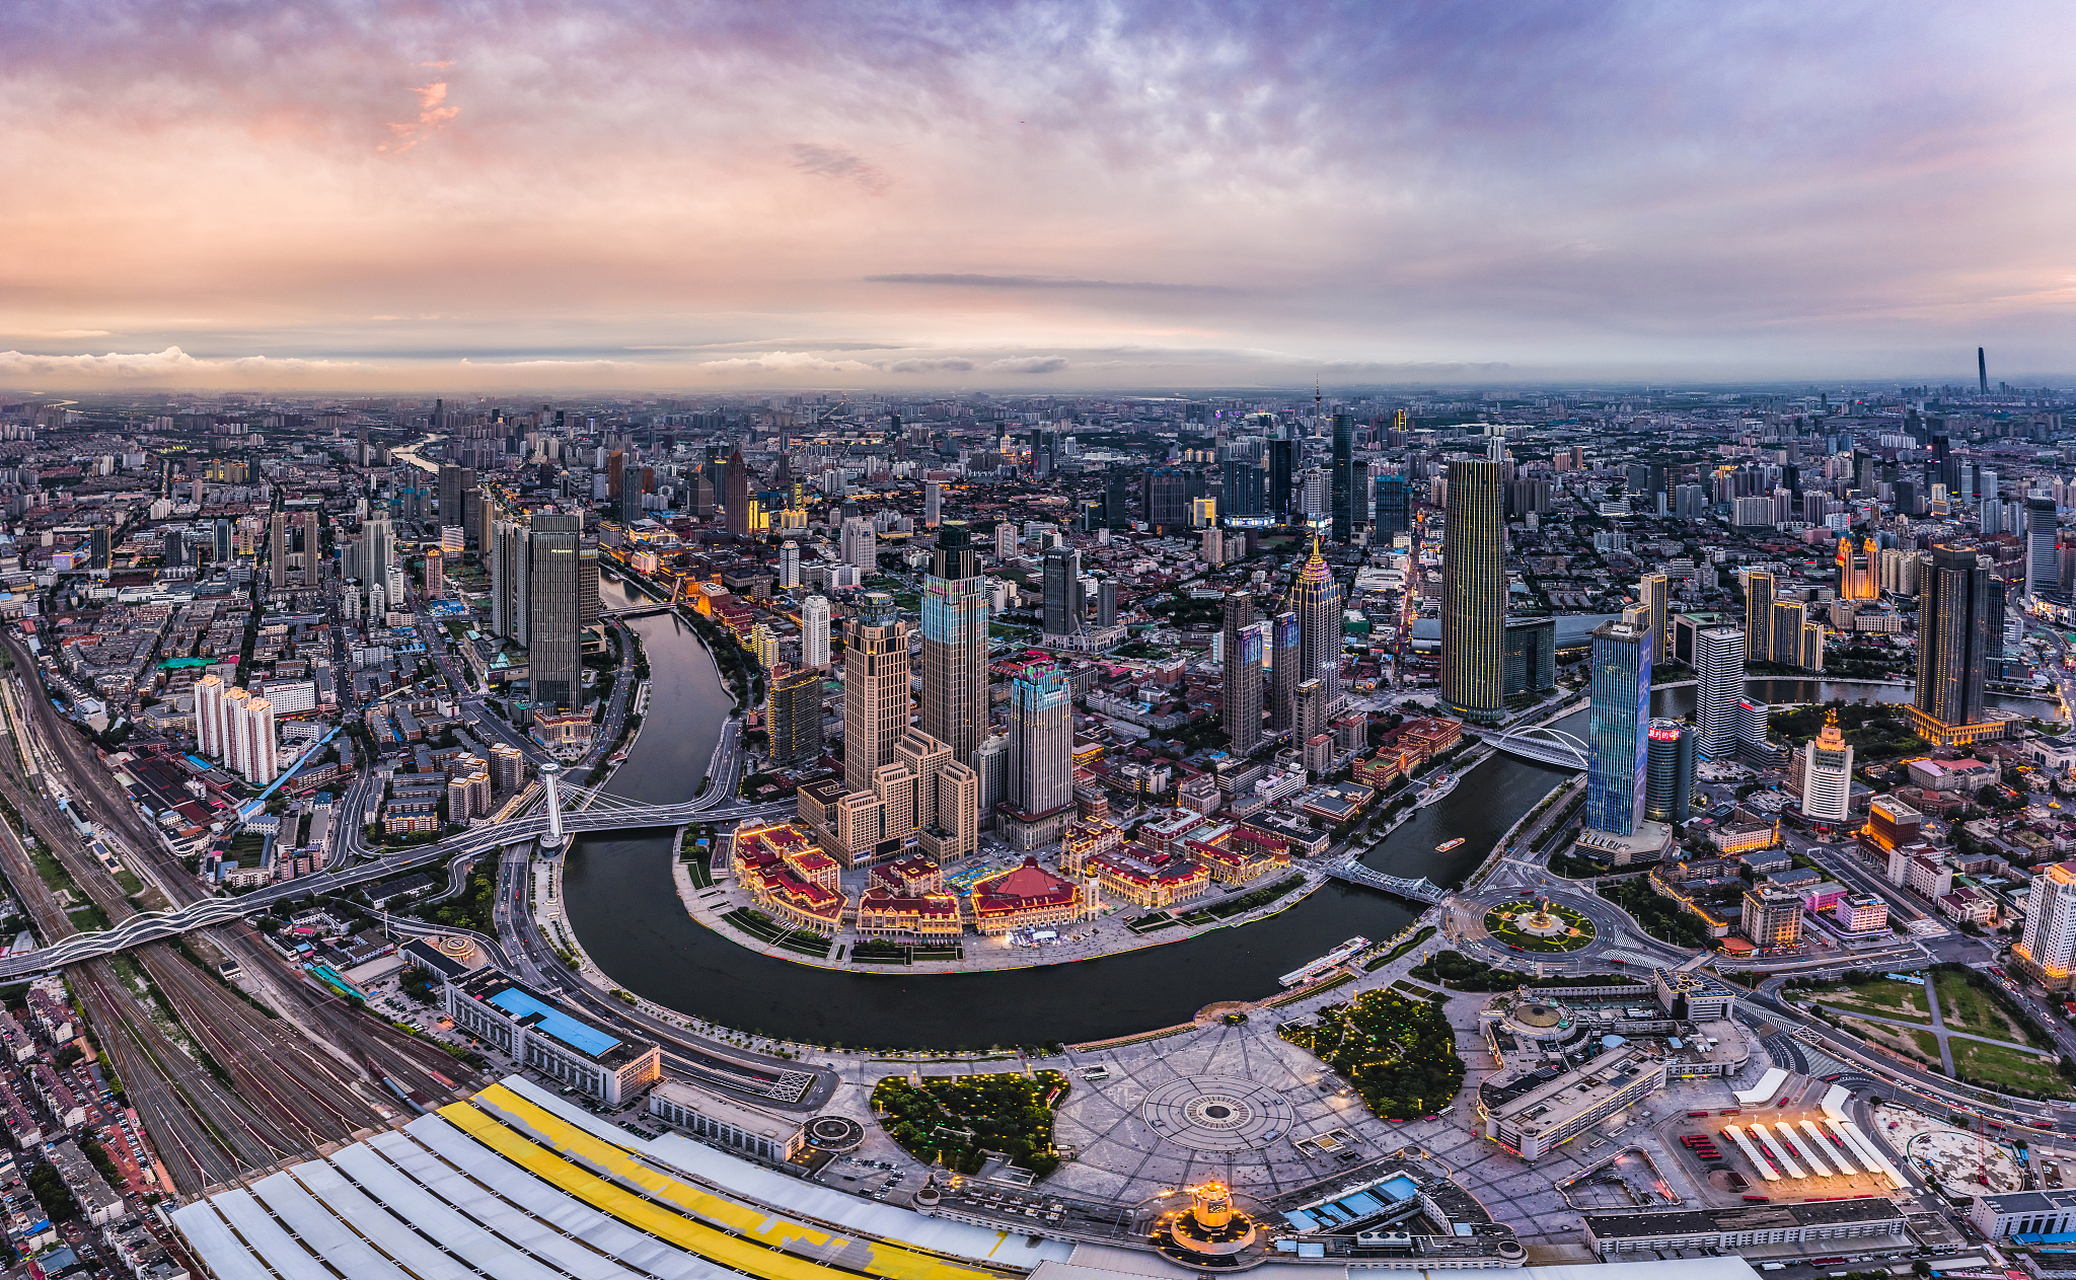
1481, 900, 1594, 953
1932, 968, 2044, 1046
1808, 977, 1933, 1024
870, 1071, 1070, 1177
1278, 988, 1464, 1120
1950, 1039, 2072, 1098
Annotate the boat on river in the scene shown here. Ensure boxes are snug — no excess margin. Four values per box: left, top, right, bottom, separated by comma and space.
1278, 936, 1371, 988
1436, 837, 1465, 852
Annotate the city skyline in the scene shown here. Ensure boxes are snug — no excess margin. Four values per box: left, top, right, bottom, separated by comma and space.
6, 3, 2076, 391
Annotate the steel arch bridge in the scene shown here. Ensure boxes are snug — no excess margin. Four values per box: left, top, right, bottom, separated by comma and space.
1485, 724, 1589, 769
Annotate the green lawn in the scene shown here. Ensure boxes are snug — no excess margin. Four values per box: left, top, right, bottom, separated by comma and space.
1934, 971, 2031, 1045
1952, 1040, 2072, 1097
1812, 979, 1932, 1024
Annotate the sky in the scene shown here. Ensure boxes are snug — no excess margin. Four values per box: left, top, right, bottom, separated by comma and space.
3, 0, 2075, 394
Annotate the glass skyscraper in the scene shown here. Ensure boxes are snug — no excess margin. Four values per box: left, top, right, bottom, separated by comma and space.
1222, 591, 1262, 754
526, 514, 584, 711
921, 521, 990, 767
1694, 626, 1746, 760
1912, 541, 1995, 746
1291, 537, 1343, 706
1372, 473, 1409, 534
1330, 413, 1357, 543
1586, 621, 1652, 837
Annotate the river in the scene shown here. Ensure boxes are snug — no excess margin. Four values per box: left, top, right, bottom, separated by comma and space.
559, 589, 2040, 1050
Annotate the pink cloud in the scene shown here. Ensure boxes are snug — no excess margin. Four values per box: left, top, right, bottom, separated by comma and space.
379, 80, 458, 153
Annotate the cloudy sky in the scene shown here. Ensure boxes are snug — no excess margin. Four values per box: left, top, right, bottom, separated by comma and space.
3, 1, 2073, 393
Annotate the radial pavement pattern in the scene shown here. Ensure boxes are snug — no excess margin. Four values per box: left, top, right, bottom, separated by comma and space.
1140, 1076, 1297, 1152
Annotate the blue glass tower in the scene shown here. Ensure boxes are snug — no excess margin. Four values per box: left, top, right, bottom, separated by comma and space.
1586, 620, 1653, 836
1373, 474, 1409, 534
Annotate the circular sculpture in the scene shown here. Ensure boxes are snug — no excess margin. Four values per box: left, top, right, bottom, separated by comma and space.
1154, 1181, 1262, 1269
1482, 898, 1596, 953
803, 1116, 866, 1152
1141, 1076, 1296, 1152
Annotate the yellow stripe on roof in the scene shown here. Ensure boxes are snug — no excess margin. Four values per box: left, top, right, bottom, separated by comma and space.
442, 1088, 1011, 1280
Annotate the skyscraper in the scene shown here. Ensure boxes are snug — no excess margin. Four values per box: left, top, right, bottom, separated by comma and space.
1222, 458, 1265, 518
1694, 626, 1746, 759
1743, 570, 1774, 663
843, 592, 911, 793
1291, 537, 1343, 707
362, 516, 394, 614
1798, 709, 1853, 822
1005, 665, 1074, 840
1268, 437, 1296, 520
2017, 861, 2076, 990
1441, 459, 1504, 725
527, 514, 584, 711
490, 519, 530, 644
1372, 473, 1409, 535
2029, 494, 2058, 598
296, 509, 322, 584
1042, 546, 1083, 636
1269, 611, 1300, 734
800, 594, 831, 669
1644, 719, 1695, 824
1585, 620, 1651, 837
923, 480, 941, 528
779, 541, 800, 589
921, 521, 990, 766
1141, 467, 1199, 534
769, 665, 825, 764
1096, 579, 1118, 628
267, 511, 288, 589
723, 446, 751, 536
1912, 541, 1995, 746
1330, 413, 1357, 543
1104, 468, 1133, 529
1637, 573, 1669, 662
1221, 591, 1262, 754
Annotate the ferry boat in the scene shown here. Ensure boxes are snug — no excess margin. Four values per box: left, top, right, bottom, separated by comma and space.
1278, 936, 1372, 988
1436, 837, 1465, 853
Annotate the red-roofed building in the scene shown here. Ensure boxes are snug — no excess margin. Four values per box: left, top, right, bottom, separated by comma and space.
1087, 845, 1211, 909
855, 886, 963, 939
730, 821, 847, 935
970, 857, 1085, 936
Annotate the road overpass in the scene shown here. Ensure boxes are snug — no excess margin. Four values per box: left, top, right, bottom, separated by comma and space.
0, 788, 797, 981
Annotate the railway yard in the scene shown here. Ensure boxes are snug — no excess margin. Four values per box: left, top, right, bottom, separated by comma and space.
0, 636, 479, 1197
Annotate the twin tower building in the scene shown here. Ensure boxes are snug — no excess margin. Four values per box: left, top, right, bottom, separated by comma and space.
796, 521, 1076, 865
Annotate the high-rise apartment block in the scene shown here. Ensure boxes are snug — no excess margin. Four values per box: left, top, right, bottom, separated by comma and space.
1222, 592, 1262, 754
1004, 666, 1074, 848
1911, 542, 1997, 746
769, 666, 825, 765
1694, 626, 1747, 759
800, 595, 831, 670
2017, 861, 2076, 991
842, 592, 911, 794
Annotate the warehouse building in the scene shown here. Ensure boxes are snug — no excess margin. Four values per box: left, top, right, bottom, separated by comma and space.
445, 970, 660, 1105
1583, 1198, 1907, 1258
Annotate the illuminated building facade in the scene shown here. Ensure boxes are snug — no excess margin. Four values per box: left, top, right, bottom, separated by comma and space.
2017, 861, 2076, 990
1586, 620, 1652, 837
1743, 570, 1774, 663
1911, 542, 2000, 746
920, 521, 990, 766
1291, 536, 1343, 707
1441, 459, 1505, 725
1798, 710, 1853, 821
842, 592, 911, 792
1221, 591, 1263, 754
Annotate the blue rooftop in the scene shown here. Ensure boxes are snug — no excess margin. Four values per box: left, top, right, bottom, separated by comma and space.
487, 987, 622, 1058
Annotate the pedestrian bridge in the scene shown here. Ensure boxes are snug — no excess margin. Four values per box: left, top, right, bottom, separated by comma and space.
1484, 724, 1589, 770
1320, 858, 1447, 903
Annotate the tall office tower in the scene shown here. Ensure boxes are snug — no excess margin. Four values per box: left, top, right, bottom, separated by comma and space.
1637, 573, 1669, 659
1979, 346, 1989, 395
2017, 861, 2076, 990
974, 732, 1009, 823
1141, 467, 1199, 534
1221, 592, 1262, 753
1330, 413, 1357, 543
195, 673, 226, 757
438, 464, 476, 521
1742, 570, 1774, 663
362, 516, 394, 611
923, 481, 942, 528
297, 509, 322, 583
841, 516, 877, 575
267, 511, 288, 589
995, 521, 1019, 561
1798, 709, 1853, 822
722, 446, 752, 536
2029, 494, 2058, 598
1291, 537, 1344, 706
1769, 600, 1806, 672
1268, 436, 1296, 519
527, 515, 585, 710
1644, 719, 1695, 824
1269, 611, 1300, 733
1693, 626, 1747, 759
1440, 459, 1505, 725
162, 530, 184, 569
423, 547, 444, 598
1096, 579, 1118, 628
921, 521, 990, 767
1372, 473, 1409, 535
1042, 546, 1084, 636
779, 541, 801, 589
619, 474, 644, 526
1585, 620, 1652, 837
1006, 665, 1073, 820
489, 520, 530, 643
1104, 468, 1133, 529
843, 592, 912, 793
1912, 541, 1994, 746
800, 594, 831, 670
578, 538, 600, 627
1222, 457, 1265, 518
769, 665, 825, 764
1295, 677, 1327, 751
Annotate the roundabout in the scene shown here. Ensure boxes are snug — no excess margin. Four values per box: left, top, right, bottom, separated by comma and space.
1140, 1076, 1297, 1153
1481, 897, 1596, 952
